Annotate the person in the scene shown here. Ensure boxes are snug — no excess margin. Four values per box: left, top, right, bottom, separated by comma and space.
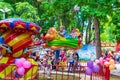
35, 52, 40, 61
34, 38, 40, 46
60, 48, 66, 60
40, 32, 47, 43
75, 29, 81, 37
48, 57, 52, 69
59, 26, 67, 37
70, 28, 76, 38
71, 52, 79, 71
67, 50, 74, 72
31, 35, 36, 42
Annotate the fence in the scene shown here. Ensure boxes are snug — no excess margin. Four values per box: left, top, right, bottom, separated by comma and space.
0, 63, 106, 80
38, 62, 105, 80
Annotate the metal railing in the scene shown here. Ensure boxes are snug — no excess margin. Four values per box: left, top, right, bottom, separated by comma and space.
0, 63, 106, 80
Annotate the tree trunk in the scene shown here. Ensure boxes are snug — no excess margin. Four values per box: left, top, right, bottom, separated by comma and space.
94, 16, 101, 59
85, 26, 88, 44
85, 18, 92, 44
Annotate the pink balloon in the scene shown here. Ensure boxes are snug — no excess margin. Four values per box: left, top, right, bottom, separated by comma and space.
23, 61, 31, 69
95, 59, 100, 64
106, 58, 110, 61
99, 60, 104, 66
17, 67, 25, 75
99, 57, 103, 61
15, 59, 23, 67
20, 58, 26, 62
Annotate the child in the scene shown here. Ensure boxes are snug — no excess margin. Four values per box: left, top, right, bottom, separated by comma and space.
70, 28, 76, 38
68, 50, 74, 72
60, 48, 66, 60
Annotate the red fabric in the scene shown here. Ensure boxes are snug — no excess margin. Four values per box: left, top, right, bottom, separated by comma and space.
105, 67, 110, 80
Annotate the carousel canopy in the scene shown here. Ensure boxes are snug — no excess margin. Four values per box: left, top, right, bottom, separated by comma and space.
0, 18, 41, 34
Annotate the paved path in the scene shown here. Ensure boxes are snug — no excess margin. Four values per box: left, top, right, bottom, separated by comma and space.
111, 64, 120, 76
39, 70, 103, 80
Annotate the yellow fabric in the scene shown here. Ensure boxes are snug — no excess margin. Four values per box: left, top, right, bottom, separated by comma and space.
8, 33, 30, 46
0, 57, 16, 78
13, 50, 23, 57
0, 57, 8, 63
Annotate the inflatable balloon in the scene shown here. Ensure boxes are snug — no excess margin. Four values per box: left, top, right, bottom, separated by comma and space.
87, 60, 94, 69
109, 65, 115, 70
99, 57, 103, 61
104, 62, 110, 67
23, 61, 31, 69
86, 68, 92, 75
17, 67, 25, 75
93, 65, 100, 72
20, 58, 26, 62
109, 59, 115, 65
15, 59, 23, 67
106, 58, 110, 61
95, 59, 100, 64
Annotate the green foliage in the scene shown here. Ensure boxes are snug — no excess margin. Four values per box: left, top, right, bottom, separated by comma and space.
0, 2, 14, 19
15, 2, 40, 22
0, 0, 119, 43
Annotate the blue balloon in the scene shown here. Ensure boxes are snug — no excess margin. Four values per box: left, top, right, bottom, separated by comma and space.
0, 37, 4, 44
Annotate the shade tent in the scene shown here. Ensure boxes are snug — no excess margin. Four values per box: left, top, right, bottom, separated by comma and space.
76, 45, 96, 60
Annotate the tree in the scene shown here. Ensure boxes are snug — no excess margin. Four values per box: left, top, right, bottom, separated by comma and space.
0, 2, 14, 19
15, 2, 40, 22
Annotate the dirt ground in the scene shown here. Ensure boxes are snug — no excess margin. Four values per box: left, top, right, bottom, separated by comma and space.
110, 75, 120, 80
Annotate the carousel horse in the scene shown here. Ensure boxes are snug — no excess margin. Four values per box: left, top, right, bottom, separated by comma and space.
41, 27, 82, 50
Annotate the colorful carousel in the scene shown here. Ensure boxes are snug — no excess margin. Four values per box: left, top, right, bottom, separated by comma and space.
0, 18, 41, 79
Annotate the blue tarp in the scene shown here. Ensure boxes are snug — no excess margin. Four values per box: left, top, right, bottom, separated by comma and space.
76, 45, 96, 60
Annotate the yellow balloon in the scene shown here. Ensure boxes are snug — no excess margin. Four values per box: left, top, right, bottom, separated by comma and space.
109, 65, 115, 70
110, 59, 115, 65
104, 62, 110, 67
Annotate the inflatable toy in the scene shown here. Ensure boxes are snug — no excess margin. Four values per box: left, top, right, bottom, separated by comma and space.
41, 27, 82, 50
0, 18, 41, 79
